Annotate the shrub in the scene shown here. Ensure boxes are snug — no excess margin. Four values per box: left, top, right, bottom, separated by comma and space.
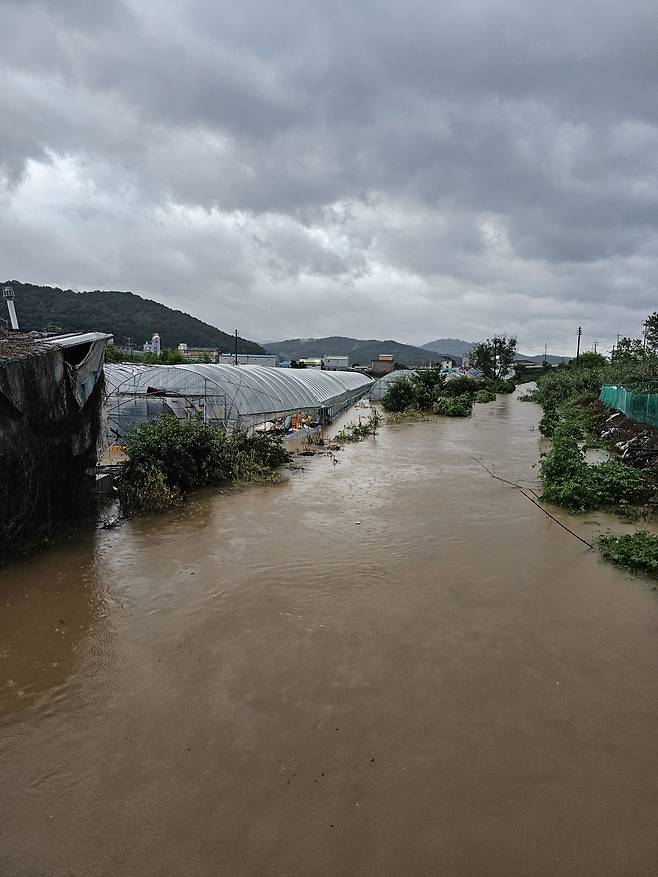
408, 371, 445, 410
475, 389, 496, 403
539, 420, 654, 514
442, 376, 481, 398
118, 416, 292, 515
432, 395, 473, 417
121, 415, 233, 490
118, 462, 180, 517
486, 377, 516, 394
381, 377, 417, 412
597, 531, 658, 577
382, 371, 483, 413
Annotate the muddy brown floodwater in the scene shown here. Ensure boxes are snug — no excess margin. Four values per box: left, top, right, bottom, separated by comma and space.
2, 393, 658, 876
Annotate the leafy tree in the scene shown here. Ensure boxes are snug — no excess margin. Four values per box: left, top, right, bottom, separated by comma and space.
408, 370, 445, 409
644, 312, 658, 353
575, 351, 608, 368
471, 335, 517, 379
380, 377, 417, 411
105, 343, 122, 363
611, 337, 645, 363
158, 347, 187, 364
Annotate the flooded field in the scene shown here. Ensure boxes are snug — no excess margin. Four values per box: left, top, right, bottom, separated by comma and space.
2, 393, 658, 876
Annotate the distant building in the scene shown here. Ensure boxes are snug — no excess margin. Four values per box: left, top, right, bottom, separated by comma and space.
217, 353, 278, 367
298, 358, 323, 368
370, 354, 396, 375
177, 344, 219, 361
323, 355, 350, 370
143, 332, 161, 355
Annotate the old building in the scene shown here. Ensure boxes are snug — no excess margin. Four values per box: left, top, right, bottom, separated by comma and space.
0, 330, 111, 551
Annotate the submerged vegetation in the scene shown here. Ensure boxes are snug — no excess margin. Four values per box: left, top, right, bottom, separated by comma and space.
539, 421, 654, 517
597, 531, 658, 579
118, 416, 292, 516
380, 371, 515, 417
531, 365, 658, 517
334, 412, 381, 443
525, 332, 658, 576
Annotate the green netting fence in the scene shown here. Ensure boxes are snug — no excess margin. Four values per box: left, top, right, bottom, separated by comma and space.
600, 384, 658, 428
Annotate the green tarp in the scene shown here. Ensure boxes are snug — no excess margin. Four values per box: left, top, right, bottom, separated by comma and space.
600, 385, 658, 427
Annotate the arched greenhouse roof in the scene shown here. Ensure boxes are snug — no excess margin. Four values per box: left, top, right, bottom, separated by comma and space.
369, 370, 417, 399
105, 363, 373, 432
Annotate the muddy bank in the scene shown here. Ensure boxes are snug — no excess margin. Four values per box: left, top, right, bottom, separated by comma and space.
1, 393, 658, 876
590, 399, 658, 470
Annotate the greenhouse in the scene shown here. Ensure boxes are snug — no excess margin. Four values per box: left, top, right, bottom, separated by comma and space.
369, 370, 417, 400
104, 363, 373, 443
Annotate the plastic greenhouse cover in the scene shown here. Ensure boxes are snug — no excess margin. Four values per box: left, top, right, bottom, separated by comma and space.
369, 370, 417, 399
105, 363, 372, 424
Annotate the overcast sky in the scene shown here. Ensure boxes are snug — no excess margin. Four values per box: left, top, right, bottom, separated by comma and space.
1, 0, 656, 354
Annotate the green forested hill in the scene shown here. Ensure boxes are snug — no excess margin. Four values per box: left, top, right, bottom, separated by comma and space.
5, 281, 265, 353
265, 336, 446, 367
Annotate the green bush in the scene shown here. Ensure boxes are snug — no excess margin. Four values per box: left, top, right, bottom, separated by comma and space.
485, 377, 516, 394
380, 377, 417, 412
409, 371, 445, 410
530, 356, 658, 416
380, 371, 513, 415
597, 531, 658, 577
442, 376, 480, 398
432, 395, 473, 417
118, 416, 292, 515
382, 372, 484, 413
118, 462, 180, 517
539, 420, 654, 514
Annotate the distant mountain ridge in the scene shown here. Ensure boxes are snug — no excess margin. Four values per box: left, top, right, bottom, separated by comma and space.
5, 281, 265, 354
423, 337, 568, 364
265, 336, 456, 367
267, 335, 570, 366
422, 338, 475, 355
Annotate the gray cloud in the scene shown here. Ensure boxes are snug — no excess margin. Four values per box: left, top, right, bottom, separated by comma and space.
1, 0, 657, 353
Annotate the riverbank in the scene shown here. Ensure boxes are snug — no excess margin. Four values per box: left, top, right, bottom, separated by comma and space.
2, 392, 658, 876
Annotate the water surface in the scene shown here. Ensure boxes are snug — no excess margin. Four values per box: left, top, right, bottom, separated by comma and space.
2, 394, 658, 876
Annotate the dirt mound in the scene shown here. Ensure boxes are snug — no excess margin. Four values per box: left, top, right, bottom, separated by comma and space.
591, 400, 658, 470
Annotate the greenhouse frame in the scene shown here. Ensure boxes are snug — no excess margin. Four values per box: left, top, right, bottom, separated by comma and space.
104, 363, 373, 443
368, 370, 417, 400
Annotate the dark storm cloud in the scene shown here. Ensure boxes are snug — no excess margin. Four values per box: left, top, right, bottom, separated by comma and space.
1, 0, 657, 350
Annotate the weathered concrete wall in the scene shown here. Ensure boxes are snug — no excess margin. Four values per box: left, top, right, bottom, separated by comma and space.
0, 339, 106, 553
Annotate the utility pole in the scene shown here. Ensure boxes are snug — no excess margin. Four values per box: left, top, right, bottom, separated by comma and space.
576, 327, 582, 364
612, 332, 620, 359
234, 329, 238, 366
593, 340, 598, 354
544, 342, 548, 365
